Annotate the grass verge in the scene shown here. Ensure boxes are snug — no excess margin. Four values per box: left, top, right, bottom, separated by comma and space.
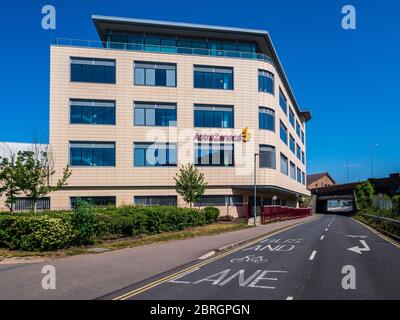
0, 220, 249, 260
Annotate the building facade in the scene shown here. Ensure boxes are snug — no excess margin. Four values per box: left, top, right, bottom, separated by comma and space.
307, 172, 336, 190
47, 16, 311, 216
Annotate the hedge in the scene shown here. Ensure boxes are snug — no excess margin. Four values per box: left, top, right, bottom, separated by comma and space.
0, 204, 220, 251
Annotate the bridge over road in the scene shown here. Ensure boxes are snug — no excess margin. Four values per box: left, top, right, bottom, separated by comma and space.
312, 182, 361, 215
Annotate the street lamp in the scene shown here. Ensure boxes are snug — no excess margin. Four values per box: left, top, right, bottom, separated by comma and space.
370, 144, 378, 178
254, 153, 259, 227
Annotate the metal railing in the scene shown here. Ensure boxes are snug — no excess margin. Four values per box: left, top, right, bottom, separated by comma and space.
54, 38, 275, 66
360, 213, 400, 240
246, 204, 312, 224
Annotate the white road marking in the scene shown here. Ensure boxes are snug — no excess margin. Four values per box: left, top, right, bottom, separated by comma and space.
346, 235, 368, 239
329, 215, 336, 225
169, 267, 201, 284
286, 296, 294, 300
198, 251, 216, 260
347, 240, 370, 254
325, 228, 328, 232
309, 250, 317, 260
320, 235, 325, 240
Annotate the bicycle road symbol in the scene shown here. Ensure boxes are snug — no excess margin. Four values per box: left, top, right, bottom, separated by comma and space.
230, 255, 268, 264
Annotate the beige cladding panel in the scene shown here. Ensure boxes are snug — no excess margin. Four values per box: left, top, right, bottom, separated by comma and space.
49, 46, 309, 197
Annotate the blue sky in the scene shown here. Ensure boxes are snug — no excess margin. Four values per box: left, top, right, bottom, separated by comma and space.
0, 0, 399, 183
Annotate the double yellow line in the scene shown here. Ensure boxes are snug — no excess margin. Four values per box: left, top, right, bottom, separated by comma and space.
113, 216, 321, 300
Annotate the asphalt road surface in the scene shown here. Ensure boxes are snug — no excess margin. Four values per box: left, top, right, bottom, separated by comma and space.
105, 214, 400, 300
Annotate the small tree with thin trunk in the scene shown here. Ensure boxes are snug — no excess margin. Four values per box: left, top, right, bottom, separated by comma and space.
15, 145, 72, 213
174, 163, 207, 208
0, 155, 21, 212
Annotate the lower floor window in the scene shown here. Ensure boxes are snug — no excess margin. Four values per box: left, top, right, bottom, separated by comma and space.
12, 197, 50, 211
134, 196, 177, 206
70, 196, 116, 208
194, 195, 243, 206
195, 143, 234, 166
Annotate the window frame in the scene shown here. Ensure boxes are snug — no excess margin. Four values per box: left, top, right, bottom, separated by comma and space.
69, 141, 116, 167
280, 121, 288, 145
133, 142, 177, 167
70, 99, 116, 125
70, 57, 116, 84
259, 144, 276, 169
280, 153, 289, 176
259, 107, 275, 132
194, 65, 234, 90
194, 104, 234, 128
258, 69, 274, 95
194, 143, 235, 167
134, 61, 177, 87
134, 102, 177, 127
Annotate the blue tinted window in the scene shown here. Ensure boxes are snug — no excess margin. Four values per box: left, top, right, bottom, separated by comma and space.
70, 100, 115, 125
194, 105, 233, 128
194, 66, 233, 90
259, 107, 275, 131
194, 144, 234, 167
279, 89, 287, 115
69, 142, 115, 167
134, 62, 176, 87
290, 135, 295, 153
134, 103, 177, 127
258, 70, 274, 94
70, 58, 116, 84
134, 143, 177, 166
289, 109, 295, 127
296, 121, 301, 137
280, 153, 288, 175
301, 130, 305, 144
280, 121, 288, 144
297, 167, 302, 183
259, 145, 276, 169
296, 144, 301, 160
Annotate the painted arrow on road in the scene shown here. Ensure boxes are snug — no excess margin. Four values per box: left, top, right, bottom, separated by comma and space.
348, 240, 370, 254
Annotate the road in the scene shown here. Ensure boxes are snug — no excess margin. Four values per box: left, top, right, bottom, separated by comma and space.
105, 214, 400, 300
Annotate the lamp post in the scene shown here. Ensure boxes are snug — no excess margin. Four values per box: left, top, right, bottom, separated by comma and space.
370, 144, 378, 178
254, 153, 259, 227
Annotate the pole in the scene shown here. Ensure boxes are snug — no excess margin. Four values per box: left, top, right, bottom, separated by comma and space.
254, 153, 259, 227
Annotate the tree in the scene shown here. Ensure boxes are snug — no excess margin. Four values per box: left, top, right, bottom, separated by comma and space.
15, 146, 72, 213
174, 163, 207, 208
0, 155, 21, 212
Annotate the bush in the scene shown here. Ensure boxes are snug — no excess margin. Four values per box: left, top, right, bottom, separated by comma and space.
0, 205, 221, 251
0, 215, 76, 251
203, 207, 220, 223
70, 201, 99, 245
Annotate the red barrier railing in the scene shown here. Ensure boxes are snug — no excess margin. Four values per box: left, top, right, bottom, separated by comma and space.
245, 203, 311, 225
260, 206, 311, 224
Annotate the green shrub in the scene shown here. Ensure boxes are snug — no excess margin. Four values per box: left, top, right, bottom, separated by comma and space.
0, 204, 221, 251
70, 201, 99, 245
0, 215, 76, 251
203, 207, 220, 223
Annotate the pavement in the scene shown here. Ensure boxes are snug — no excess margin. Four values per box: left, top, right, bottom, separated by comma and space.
104, 214, 400, 300
0, 214, 317, 300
